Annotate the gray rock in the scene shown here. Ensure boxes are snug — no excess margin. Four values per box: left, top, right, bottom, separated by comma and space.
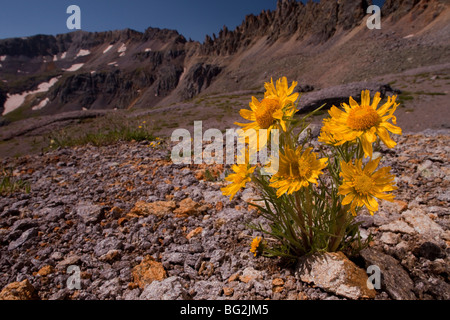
75, 202, 104, 224
8, 228, 38, 251
402, 208, 446, 241
11, 219, 38, 232
379, 220, 416, 235
50, 252, 64, 261
298, 124, 322, 142
298, 81, 399, 113
48, 289, 69, 300
39, 207, 65, 223
191, 280, 223, 300
360, 248, 416, 300
412, 242, 446, 261
379, 232, 401, 245
202, 190, 224, 204
163, 252, 185, 266
123, 288, 141, 300
94, 238, 123, 257
139, 276, 189, 300
57, 255, 81, 268
98, 278, 121, 299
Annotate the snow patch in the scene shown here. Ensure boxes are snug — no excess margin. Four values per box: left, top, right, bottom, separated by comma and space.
63, 63, 85, 72
36, 77, 60, 91
32, 98, 50, 111
2, 77, 60, 115
0, 55, 7, 61
3, 93, 27, 115
108, 61, 119, 67
53, 52, 67, 61
118, 43, 127, 54
144, 48, 152, 52
103, 45, 113, 54
76, 49, 91, 57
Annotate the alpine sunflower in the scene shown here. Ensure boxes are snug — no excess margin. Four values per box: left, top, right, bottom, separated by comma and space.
269, 147, 328, 198
221, 153, 255, 200
339, 157, 397, 216
325, 90, 402, 157
235, 77, 299, 150
250, 237, 262, 256
318, 118, 344, 146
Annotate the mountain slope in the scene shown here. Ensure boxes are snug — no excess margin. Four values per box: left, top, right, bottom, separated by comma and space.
0, 0, 449, 120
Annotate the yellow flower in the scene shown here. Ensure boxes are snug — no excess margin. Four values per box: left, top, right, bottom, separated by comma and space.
269, 147, 328, 197
339, 158, 397, 216
324, 90, 402, 157
318, 118, 343, 146
221, 160, 255, 200
138, 126, 143, 129
235, 77, 299, 149
250, 237, 262, 257
264, 77, 300, 113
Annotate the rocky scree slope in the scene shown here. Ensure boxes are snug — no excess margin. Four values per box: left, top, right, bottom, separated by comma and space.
0, 129, 448, 300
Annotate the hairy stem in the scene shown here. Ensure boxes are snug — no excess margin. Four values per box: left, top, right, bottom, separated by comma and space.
295, 192, 310, 251
328, 206, 348, 252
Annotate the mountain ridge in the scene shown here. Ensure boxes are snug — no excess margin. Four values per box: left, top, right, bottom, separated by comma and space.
0, 0, 449, 120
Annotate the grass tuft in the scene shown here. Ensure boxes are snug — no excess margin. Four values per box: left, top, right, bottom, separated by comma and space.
48, 117, 155, 149
0, 167, 30, 195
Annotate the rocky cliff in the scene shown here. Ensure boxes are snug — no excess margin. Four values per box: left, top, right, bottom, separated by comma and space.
201, 0, 371, 56
0, 0, 448, 120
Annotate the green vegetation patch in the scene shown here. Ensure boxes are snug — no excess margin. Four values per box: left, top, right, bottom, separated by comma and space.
0, 167, 30, 195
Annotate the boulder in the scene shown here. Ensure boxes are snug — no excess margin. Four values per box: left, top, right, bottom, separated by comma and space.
296, 252, 376, 299
360, 248, 416, 300
0, 279, 38, 300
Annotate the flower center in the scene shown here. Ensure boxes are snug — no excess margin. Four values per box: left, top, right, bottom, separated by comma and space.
255, 98, 280, 129
347, 106, 380, 131
353, 175, 374, 195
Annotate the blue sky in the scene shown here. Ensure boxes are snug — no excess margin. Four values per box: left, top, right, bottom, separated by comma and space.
0, 0, 385, 42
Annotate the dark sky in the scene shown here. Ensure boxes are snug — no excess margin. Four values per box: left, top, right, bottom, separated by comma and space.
0, 0, 386, 42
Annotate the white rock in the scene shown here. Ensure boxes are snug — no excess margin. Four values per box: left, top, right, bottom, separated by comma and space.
379, 220, 416, 235
402, 208, 445, 241
380, 232, 401, 245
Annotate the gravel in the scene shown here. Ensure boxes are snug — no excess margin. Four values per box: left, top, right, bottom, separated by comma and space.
0, 130, 449, 300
